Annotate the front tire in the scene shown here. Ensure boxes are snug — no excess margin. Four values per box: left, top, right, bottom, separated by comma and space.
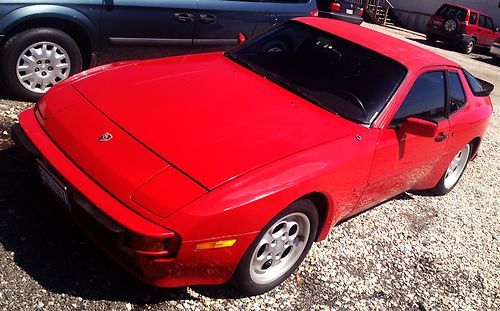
0, 28, 82, 101
232, 199, 318, 296
432, 144, 471, 195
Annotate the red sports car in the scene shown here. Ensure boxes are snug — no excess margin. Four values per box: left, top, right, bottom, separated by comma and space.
13, 18, 493, 295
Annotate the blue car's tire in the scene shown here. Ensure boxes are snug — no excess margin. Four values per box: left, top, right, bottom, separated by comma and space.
0, 28, 82, 101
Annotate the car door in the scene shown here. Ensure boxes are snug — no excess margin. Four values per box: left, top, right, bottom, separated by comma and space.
355, 70, 451, 212
255, 0, 316, 36
194, 0, 261, 45
101, 0, 197, 45
477, 14, 496, 46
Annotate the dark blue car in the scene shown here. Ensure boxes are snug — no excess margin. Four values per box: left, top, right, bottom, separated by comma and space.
0, 0, 317, 100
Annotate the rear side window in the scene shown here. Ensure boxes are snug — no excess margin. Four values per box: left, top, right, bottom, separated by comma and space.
392, 72, 446, 125
463, 70, 485, 93
437, 5, 467, 22
448, 72, 466, 114
470, 13, 478, 25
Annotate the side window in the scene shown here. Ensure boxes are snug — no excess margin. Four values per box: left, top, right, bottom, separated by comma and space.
391, 72, 446, 125
485, 17, 495, 30
479, 15, 486, 28
470, 13, 477, 25
448, 72, 466, 114
463, 69, 486, 94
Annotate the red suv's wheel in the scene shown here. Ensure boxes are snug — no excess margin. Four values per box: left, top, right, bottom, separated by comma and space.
443, 18, 460, 34
460, 38, 475, 54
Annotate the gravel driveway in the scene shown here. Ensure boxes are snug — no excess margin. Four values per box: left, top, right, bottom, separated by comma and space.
0, 24, 498, 311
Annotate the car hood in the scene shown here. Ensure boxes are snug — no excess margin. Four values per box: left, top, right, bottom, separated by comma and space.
72, 52, 363, 189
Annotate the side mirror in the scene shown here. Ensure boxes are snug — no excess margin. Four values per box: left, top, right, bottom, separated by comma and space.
401, 117, 438, 137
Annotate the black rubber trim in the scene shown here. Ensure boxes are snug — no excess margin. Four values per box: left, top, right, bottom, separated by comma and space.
11, 123, 41, 158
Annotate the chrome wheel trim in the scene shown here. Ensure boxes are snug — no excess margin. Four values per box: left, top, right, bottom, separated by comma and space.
444, 20, 457, 32
16, 41, 71, 94
444, 144, 470, 189
249, 212, 310, 285
466, 40, 474, 53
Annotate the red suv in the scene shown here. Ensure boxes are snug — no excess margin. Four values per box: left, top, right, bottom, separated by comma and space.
426, 4, 497, 54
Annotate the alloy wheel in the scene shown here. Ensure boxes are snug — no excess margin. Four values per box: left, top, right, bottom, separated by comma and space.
249, 212, 311, 284
444, 144, 470, 189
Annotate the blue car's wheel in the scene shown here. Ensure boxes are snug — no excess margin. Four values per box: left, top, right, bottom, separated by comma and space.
0, 28, 82, 101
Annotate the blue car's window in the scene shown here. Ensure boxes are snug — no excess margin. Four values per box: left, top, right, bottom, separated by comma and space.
226, 21, 407, 124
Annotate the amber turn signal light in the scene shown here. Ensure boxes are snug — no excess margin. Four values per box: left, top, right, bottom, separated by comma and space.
195, 239, 237, 250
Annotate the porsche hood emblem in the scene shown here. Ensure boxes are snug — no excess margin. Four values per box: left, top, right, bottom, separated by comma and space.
98, 132, 113, 142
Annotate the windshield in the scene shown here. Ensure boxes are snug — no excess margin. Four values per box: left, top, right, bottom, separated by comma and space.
226, 21, 407, 124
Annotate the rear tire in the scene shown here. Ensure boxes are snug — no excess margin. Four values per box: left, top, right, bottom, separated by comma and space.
460, 38, 475, 54
232, 199, 318, 296
432, 144, 471, 195
0, 28, 82, 101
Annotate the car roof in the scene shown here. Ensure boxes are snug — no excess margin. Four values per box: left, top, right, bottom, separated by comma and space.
295, 17, 460, 71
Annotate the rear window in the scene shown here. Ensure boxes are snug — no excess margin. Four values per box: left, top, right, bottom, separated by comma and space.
436, 5, 468, 22
227, 21, 407, 124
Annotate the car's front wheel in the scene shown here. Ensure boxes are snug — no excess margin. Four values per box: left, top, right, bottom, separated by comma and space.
432, 143, 471, 195
232, 199, 318, 295
0, 28, 82, 101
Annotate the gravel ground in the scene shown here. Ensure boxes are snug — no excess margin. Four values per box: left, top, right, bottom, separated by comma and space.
0, 24, 499, 311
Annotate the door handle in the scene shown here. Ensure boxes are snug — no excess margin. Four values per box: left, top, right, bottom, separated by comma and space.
175, 13, 194, 23
103, 0, 113, 10
435, 133, 449, 142
199, 14, 217, 24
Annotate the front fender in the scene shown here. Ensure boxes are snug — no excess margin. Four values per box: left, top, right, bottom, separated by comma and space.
161, 129, 378, 242
0, 4, 99, 47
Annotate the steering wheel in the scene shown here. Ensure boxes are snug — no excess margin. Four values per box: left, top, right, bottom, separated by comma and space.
336, 90, 366, 114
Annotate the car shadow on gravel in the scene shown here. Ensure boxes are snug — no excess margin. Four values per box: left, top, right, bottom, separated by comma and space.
472, 56, 500, 67
0, 145, 199, 304
407, 38, 458, 52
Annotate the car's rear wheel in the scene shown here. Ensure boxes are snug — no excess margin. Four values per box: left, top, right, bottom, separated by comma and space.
0, 28, 82, 101
432, 144, 471, 195
232, 199, 318, 295
460, 38, 475, 54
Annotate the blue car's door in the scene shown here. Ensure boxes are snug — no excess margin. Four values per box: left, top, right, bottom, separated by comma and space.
101, 0, 197, 45
255, 0, 316, 36
194, 0, 261, 45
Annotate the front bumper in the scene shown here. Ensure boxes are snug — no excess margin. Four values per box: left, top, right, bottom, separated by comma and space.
13, 109, 256, 287
490, 43, 500, 57
318, 11, 363, 25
